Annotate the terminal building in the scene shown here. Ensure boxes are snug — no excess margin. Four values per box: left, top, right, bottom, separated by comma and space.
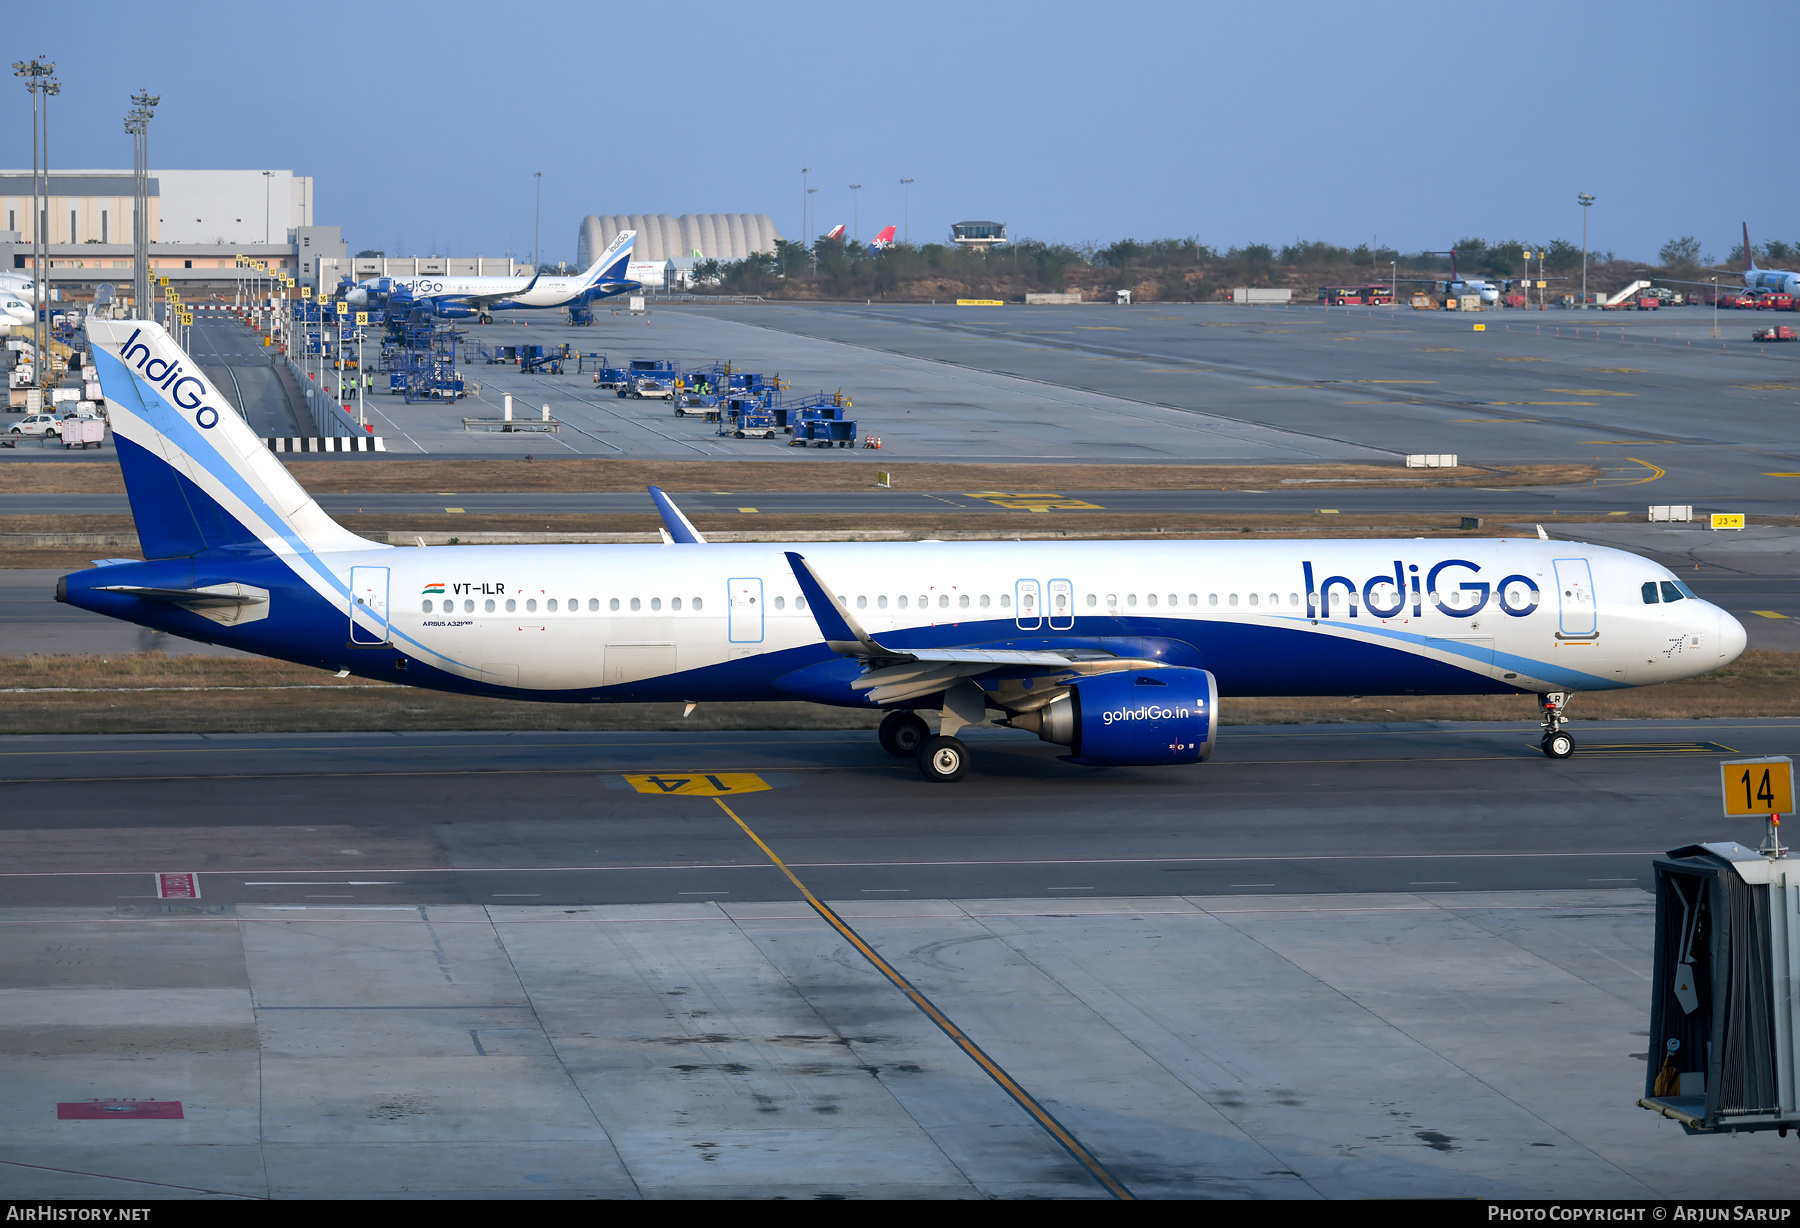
0, 168, 346, 302
576, 214, 783, 266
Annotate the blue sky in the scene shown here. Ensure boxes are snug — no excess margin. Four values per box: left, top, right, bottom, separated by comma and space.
8, 0, 1793, 264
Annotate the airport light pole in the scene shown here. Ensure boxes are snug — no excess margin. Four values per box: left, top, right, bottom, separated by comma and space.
15, 58, 56, 392
900, 178, 913, 246
1578, 192, 1595, 308
849, 184, 861, 245
807, 188, 818, 268
262, 170, 272, 243
1712, 275, 1720, 340
800, 168, 810, 251
126, 90, 159, 324
533, 171, 542, 271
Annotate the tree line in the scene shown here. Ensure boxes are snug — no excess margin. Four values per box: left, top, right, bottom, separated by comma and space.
687, 233, 1783, 303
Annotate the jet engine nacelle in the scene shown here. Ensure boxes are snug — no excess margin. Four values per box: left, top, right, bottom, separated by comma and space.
427, 300, 475, 319
1011, 666, 1217, 766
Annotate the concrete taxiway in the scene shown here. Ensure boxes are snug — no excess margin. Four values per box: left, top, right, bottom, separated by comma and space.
1, 724, 1797, 1199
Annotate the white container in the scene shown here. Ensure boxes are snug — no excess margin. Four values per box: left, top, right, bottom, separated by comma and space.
1405, 454, 1458, 469
1232, 287, 1293, 304
1648, 505, 1694, 523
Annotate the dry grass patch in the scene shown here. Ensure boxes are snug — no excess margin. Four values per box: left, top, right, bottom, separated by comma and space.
2, 651, 1792, 736
0, 458, 1599, 496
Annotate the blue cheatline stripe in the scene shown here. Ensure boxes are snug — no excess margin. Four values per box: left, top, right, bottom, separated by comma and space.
1286, 614, 1619, 690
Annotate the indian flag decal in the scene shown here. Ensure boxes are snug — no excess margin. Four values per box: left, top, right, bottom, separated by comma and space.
423, 582, 446, 594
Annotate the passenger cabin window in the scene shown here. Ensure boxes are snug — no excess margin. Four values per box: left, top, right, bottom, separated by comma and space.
939, 594, 949, 608
629, 598, 640, 611
959, 594, 969, 608
589, 599, 599, 611
982, 595, 992, 608
1127, 594, 1137, 607
693, 597, 703, 611
422, 599, 433, 612
1000, 594, 1011, 608
464, 600, 474, 613
1642, 582, 1660, 604
547, 599, 557, 612
1087, 594, 1097, 607
610, 598, 620, 611
651, 598, 662, 611
877, 595, 887, 609
672, 598, 682, 610
1660, 581, 1685, 603
775, 596, 785, 609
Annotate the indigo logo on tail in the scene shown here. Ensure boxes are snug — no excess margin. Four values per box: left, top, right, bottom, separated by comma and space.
120, 327, 224, 429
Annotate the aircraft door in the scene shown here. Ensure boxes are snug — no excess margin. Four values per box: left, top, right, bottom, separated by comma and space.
1553, 558, 1598, 638
728, 577, 764, 643
349, 566, 390, 645
1048, 578, 1074, 630
1014, 579, 1041, 631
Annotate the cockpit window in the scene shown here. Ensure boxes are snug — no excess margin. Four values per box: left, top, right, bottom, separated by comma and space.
1641, 582, 1660, 605
1673, 580, 1697, 600
1660, 581, 1685, 603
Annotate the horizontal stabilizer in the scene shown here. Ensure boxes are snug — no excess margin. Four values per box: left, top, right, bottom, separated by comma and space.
98, 581, 271, 626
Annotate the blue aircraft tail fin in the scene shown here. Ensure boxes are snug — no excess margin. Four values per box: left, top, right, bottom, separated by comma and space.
585, 229, 636, 287
85, 318, 382, 561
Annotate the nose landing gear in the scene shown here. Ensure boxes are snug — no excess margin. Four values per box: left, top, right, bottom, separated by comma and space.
1539, 692, 1573, 759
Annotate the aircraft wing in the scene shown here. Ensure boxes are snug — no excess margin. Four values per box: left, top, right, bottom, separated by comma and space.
1647, 275, 1748, 290
783, 551, 1147, 703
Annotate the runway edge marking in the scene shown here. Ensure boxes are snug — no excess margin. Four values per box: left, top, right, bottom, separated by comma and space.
712, 796, 1135, 1200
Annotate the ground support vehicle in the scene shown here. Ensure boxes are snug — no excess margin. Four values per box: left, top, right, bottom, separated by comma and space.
1752, 325, 1796, 342
789, 417, 858, 448
673, 393, 719, 418
519, 344, 569, 375
726, 402, 779, 439
59, 417, 104, 448
625, 377, 674, 400
8, 412, 63, 438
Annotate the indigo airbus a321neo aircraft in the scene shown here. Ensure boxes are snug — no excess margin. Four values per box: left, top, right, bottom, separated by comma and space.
58, 319, 1746, 781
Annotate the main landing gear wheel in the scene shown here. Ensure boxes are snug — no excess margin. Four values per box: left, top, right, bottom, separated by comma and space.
917, 735, 969, 783
878, 711, 930, 757
1542, 731, 1574, 760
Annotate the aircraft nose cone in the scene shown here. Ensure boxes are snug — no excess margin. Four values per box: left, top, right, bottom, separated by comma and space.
1719, 606, 1747, 664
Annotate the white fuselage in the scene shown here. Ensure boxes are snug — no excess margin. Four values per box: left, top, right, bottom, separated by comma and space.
345, 274, 532, 308
327, 537, 1739, 698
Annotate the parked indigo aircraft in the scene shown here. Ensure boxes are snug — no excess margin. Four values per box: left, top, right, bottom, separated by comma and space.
344, 230, 637, 324
60, 320, 1746, 780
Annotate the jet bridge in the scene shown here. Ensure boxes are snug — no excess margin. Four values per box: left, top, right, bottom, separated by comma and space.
1640, 841, 1799, 1135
